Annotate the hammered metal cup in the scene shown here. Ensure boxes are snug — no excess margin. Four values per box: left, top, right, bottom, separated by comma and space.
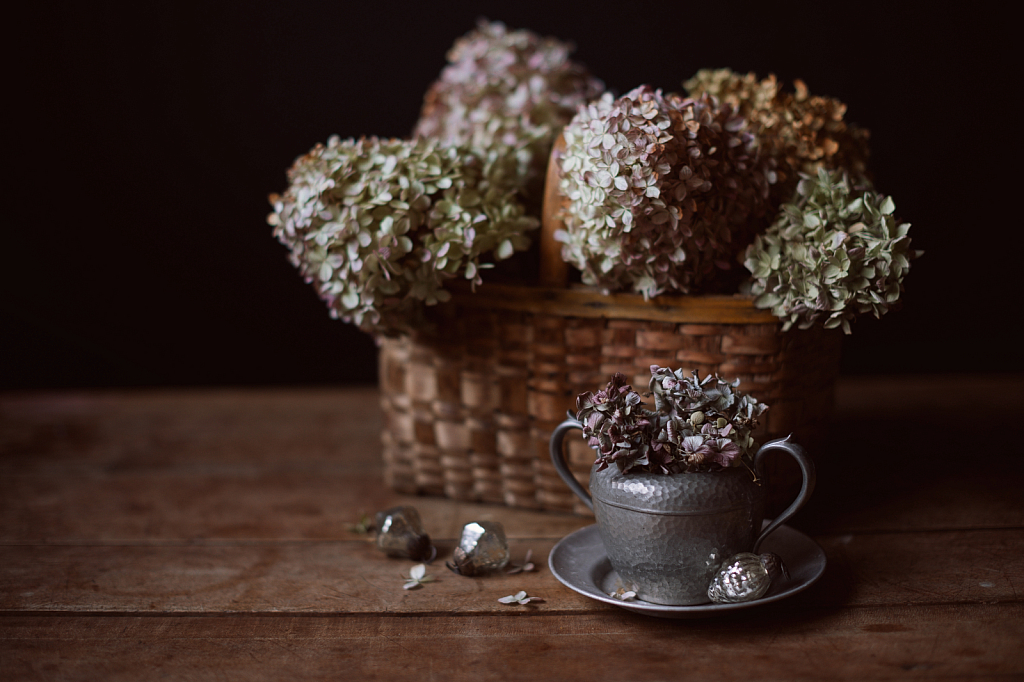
550, 418, 815, 605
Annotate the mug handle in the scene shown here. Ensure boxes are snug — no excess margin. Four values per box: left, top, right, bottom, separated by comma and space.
549, 417, 593, 511
752, 436, 816, 553
550, 420, 816, 542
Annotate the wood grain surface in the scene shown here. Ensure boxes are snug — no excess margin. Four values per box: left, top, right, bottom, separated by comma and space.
2, 376, 1023, 680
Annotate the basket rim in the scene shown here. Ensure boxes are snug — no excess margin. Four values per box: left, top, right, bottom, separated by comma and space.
444, 280, 779, 324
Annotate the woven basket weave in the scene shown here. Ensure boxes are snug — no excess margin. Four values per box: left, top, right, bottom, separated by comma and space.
378, 284, 841, 515
377, 135, 842, 515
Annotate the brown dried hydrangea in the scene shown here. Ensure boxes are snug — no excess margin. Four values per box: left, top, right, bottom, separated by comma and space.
414, 20, 604, 199
556, 86, 772, 297
684, 69, 870, 203
576, 368, 767, 475
268, 135, 537, 335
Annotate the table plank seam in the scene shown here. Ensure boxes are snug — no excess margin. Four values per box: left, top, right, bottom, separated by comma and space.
2, 597, 1022, 619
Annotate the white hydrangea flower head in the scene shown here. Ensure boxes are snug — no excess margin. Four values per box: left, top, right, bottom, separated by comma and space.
556, 86, 772, 297
414, 20, 604, 197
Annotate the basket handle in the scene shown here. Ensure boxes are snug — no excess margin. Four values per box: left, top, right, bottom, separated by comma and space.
549, 417, 592, 511
752, 436, 816, 553
539, 133, 570, 288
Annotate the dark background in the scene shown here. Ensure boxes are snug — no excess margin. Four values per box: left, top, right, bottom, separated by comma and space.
4, 2, 1016, 390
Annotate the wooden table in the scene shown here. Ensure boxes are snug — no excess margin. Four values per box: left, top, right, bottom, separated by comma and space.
2, 376, 1023, 680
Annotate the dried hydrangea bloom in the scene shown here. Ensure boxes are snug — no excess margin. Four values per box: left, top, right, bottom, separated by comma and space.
649, 367, 766, 471
414, 20, 604, 198
684, 69, 870, 202
743, 168, 921, 334
575, 368, 767, 475
268, 135, 537, 334
556, 86, 772, 297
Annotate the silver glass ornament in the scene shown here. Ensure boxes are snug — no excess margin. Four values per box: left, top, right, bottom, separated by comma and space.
447, 521, 510, 576
374, 506, 434, 561
707, 552, 789, 603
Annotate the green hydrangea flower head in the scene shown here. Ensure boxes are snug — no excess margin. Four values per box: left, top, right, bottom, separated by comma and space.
268, 135, 537, 334
743, 168, 921, 333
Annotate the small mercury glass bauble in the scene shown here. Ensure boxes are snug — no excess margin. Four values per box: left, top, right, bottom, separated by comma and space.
374, 506, 434, 561
707, 552, 789, 603
446, 521, 510, 576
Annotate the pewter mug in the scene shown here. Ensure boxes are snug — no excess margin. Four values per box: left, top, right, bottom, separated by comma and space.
550, 418, 815, 605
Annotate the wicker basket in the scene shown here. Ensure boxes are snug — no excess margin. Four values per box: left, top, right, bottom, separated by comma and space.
379, 284, 841, 515
377, 136, 843, 516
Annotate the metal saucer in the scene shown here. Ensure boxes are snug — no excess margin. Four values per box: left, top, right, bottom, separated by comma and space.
548, 523, 826, 618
